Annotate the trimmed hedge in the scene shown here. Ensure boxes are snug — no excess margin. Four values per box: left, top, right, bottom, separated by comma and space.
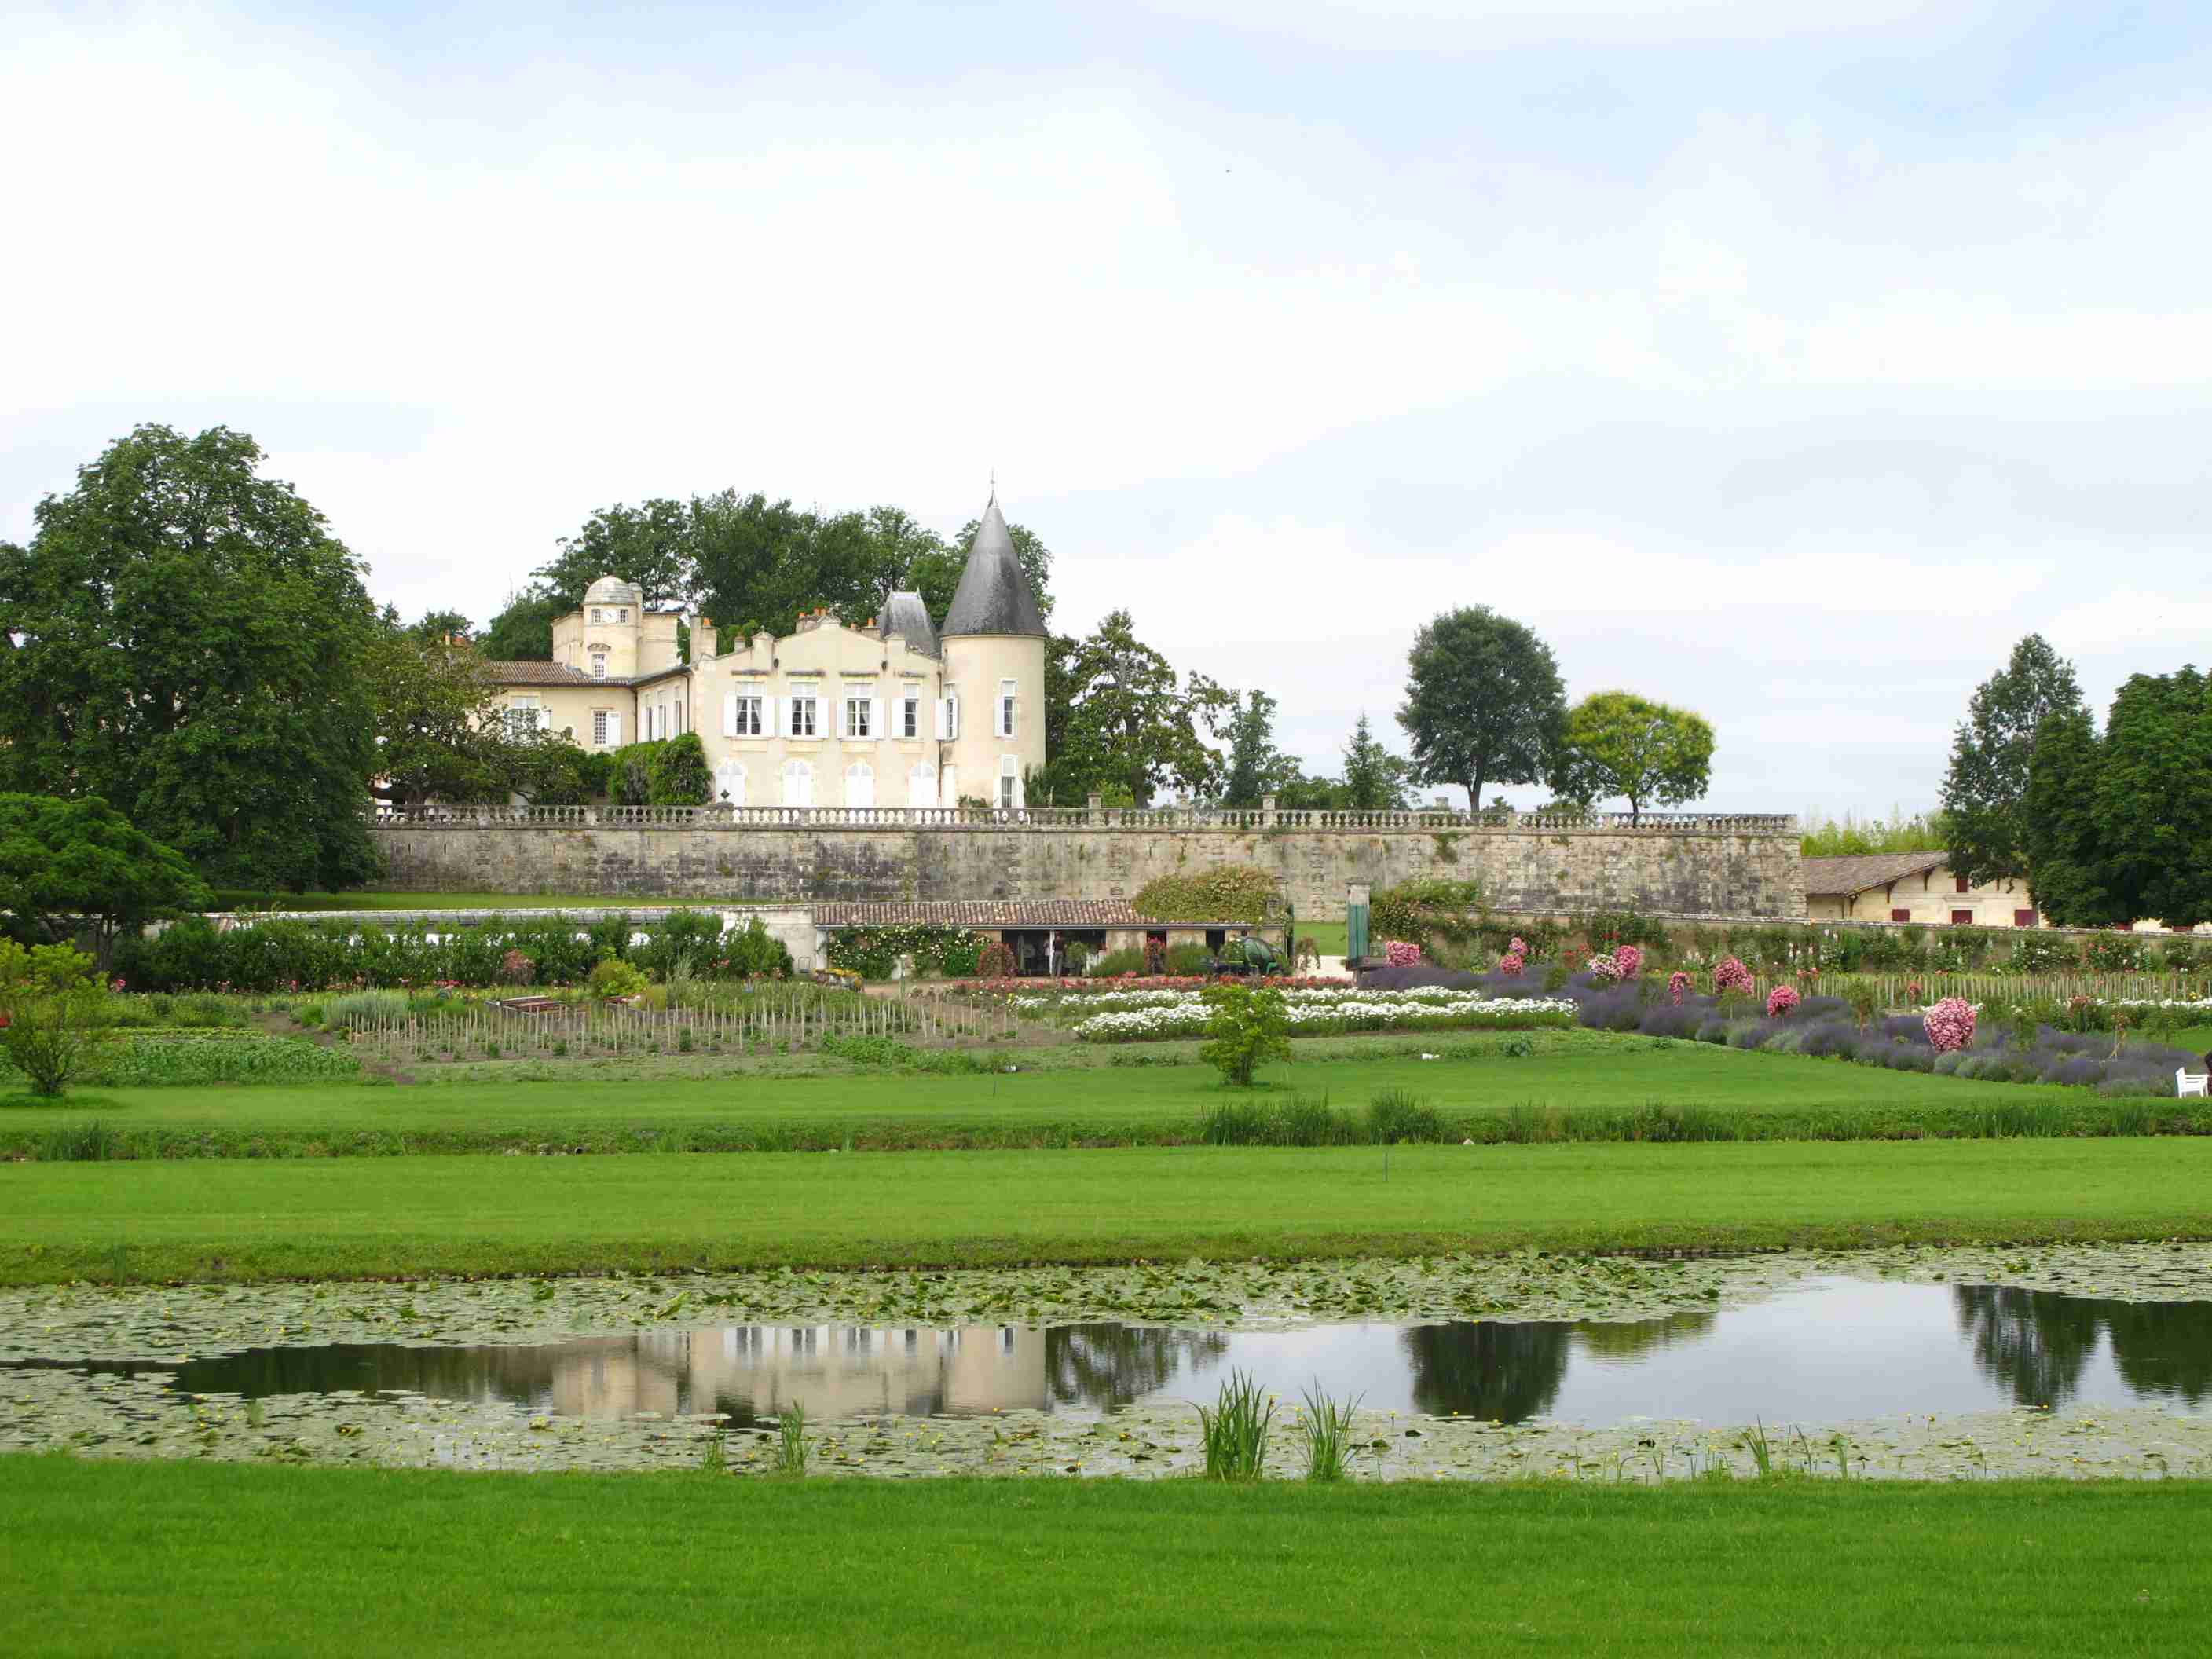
112, 911, 790, 993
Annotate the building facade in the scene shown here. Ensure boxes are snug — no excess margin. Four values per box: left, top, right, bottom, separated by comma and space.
1804, 851, 2208, 933
484, 496, 1048, 810
1804, 852, 2044, 928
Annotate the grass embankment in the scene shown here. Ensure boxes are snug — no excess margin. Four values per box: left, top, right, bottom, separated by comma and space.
2, 1458, 2206, 1657
10, 1042, 2206, 1159
11, 1137, 2212, 1284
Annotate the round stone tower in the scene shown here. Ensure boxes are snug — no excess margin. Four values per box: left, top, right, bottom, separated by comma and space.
937, 495, 1047, 808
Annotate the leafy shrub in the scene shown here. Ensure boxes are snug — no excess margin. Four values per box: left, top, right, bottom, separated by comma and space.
632, 909, 727, 980
1091, 947, 1148, 977
2086, 932, 2144, 972
1164, 943, 1210, 976
0, 942, 109, 1097
976, 942, 1016, 979
588, 958, 650, 998
1131, 866, 1278, 925
646, 732, 713, 806
716, 917, 793, 979
1198, 982, 1291, 1086
496, 950, 536, 987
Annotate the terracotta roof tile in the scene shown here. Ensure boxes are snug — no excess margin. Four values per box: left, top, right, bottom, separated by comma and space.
1803, 851, 1949, 896
482, 660, 601, 685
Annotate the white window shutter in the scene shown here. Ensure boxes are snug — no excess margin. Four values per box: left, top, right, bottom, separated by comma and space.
870, 698, 884, 741
949, 695, 960, 740
723, 692, 738, 737
608, 712, 621, 746
935, 699, 949, 740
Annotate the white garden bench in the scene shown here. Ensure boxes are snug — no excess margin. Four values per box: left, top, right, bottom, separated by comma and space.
2180, 1068, 2210, 1099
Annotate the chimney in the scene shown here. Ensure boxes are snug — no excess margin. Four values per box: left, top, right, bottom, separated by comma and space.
694, 616, 718, 660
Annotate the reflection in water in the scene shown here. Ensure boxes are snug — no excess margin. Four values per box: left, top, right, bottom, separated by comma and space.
31, 1281, 2212, 1430
1401, 1321, 1568, 1421
1401, 1312, 1718, 1419
1046, 1324, 1229, 1410
1952, 1287, 2212, 1409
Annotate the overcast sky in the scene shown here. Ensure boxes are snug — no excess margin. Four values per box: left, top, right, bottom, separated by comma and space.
5, 1, 2208, 817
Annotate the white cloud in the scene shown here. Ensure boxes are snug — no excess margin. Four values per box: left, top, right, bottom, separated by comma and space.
3, 2, 2207, 818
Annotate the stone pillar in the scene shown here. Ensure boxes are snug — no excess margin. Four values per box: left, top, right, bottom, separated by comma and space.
1087, 792, 1103, 826
1262, 793, 1277, 828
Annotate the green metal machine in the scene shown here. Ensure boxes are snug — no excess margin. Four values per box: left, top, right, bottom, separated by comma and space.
1346, 881, 1371, 965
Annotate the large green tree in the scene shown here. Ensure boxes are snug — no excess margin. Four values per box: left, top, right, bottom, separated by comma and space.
2026, 668, 2212, 928
1217, 690, 1301, 807
366, 613, 515, 810
1941, 634, 2086, 884
1050, 611, 1232, 807
531, 498, 696, 611
2020, 705, 2120, 926
1397, 607, 1566, 808
0, 794, 210, 966
478, 589, 565, 661
0, 425, 382, 890
1275, 715, 1418, 811
1556, 691, 1715, 823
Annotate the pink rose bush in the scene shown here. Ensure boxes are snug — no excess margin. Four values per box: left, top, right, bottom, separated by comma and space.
1765, 984, 1800, 1019
1383, 940, 1423, 967
1497, 950, 1525, 976
1922, 997, 1978, 1053
1712, 956, 1752, 994
1668, 970, 1690, 1006
1613, 944, 1643, 980
1587, 952, 1621, 983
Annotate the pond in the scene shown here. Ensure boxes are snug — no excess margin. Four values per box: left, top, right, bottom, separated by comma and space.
23, 1276, 2212, 1429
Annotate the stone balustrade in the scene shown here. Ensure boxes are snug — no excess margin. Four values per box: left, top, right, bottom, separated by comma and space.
373, 799, 1797, 835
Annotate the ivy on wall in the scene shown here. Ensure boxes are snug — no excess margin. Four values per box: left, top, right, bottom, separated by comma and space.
1130, 866, 1279, 923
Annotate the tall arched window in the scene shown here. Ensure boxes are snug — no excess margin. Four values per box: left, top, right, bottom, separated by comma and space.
714, 759, 746, 807
782, 759, 813, 808
844, 760, 874, 810
907, 761, 936, 807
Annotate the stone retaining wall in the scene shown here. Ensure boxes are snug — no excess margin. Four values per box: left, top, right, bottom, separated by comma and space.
369, 809, 1804, 920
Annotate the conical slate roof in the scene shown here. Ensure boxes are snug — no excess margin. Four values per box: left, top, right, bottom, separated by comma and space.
877, 591, 940, 659
941, 496, 1046, 638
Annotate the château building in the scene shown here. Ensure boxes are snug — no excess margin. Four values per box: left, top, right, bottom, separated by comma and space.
484, 496, 1048, 809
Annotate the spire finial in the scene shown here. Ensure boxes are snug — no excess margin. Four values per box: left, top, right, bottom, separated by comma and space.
988, 466, 996, 502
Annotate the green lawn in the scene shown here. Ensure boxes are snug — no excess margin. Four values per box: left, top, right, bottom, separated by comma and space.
12, 1136, 2212, 1283
2, 1041, 2170, 1158
3, 1458, 2206, 1657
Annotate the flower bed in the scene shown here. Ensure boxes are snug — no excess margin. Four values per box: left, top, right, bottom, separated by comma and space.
1464, 962, 2205, 1096
1071, 987, 1577, 1042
